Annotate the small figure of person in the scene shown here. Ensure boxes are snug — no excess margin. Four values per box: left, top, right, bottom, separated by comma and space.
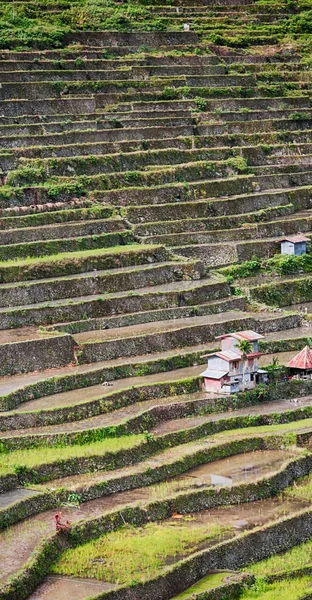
54, 512, 70, 533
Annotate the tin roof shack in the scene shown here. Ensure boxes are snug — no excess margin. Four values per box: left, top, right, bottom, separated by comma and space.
280, 233, 309, 256
201, 330, 268, 394
288, 346, 312, 380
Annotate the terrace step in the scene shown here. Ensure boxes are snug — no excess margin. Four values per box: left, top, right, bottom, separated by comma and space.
0, 51, 221, 66
140, 211, 312, 246
0, 309, 264, 374
0, 341, 217, 403
0, 228, 134, 261
5, 119, 312, 164
63, 32, 200, 48
0, 329, 76, 376
0, 244, 169, 283
3, 363, 205, 415
0, 205, 115, 231
7, 164, 312, 209
0, 56, 221, 73
248, 273, 312, 307
0, 65, 227, 83
0, 388, 206, 436
0, 124, 196, 150
133, 205, 295, 237
0, 75, 269, 101
172, 233, 312, 266
0, 276, 233, 329
1, 301, 268, 375
123, 179, 312, 219
0, 94, 309, 119
2, 393, 312, 449
8, 125, 312, 163
75, 311, 302, 364
0, 102, 308, 131
121, 97, 311, 114
23, 141, 312, 182
0, 259, 205, 307
151, 393, 312, 437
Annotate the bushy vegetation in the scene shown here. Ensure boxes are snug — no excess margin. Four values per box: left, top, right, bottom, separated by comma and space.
222, 252, 312, 282
0, 0, 170, 49
239, 576, 312, 600
0, 0, 312, 49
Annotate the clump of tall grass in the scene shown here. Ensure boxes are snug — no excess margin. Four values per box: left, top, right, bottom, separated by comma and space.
52, 520, 232, 584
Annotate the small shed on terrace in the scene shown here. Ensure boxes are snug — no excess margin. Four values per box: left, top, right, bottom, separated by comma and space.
280, 233, 309, 256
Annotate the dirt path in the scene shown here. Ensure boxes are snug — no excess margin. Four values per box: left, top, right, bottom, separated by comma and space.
151, 395, 312, 436
2, 392, 312, 445
0, 391, 207, 439
8, 365, 204, 414
0, 342, 213, 398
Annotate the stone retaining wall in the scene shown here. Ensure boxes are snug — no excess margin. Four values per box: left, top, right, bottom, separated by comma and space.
0, 334, 76, 376
1, 441, 312, 600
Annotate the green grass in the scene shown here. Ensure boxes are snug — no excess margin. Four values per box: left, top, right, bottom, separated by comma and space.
170, 572, 231, 599
284, 472, 312, 503
51, 519, 232, 585
247, 539, 312, 578
0, 434, 144, 476
210, 417, 312, 441
0, 243, 150, 269
239, 576, 312, 599
1, 413, 311, 478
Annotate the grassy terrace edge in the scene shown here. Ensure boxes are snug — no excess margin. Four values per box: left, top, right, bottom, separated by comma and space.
0, 431, 312, 600
3, 380, 312, 491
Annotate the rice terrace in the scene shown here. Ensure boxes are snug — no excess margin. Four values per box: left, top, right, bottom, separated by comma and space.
3, 0, 312, 598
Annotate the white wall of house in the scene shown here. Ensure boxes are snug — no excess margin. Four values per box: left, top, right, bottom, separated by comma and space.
220, 337, 259, 354
208, 356, 228, 371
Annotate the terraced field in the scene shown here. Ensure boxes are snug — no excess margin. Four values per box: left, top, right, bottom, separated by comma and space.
2, 0, 312, 598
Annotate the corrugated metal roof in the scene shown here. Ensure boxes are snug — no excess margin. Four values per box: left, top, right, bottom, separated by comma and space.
289, 346, 312, 370
200, 369, 229, 379
216, 330, 263, 342
280, 233, 309, 244
216, 350, 241, 361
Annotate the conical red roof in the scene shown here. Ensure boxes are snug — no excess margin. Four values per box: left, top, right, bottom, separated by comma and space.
289, 346, 312, 370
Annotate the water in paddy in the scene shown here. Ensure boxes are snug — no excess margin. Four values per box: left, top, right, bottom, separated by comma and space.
148, 449, 292, 497
0, 487, 38, 509
31, 495, 308, 599
0, 449, 294, 586
27, 576, 115, 600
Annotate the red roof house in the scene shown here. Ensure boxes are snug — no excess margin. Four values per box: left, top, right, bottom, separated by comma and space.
289, 346, 312, 372
201, 330, 268, 394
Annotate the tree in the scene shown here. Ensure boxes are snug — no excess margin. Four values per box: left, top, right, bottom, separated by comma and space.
235, 340, 252, 393
270, 355, 280, 386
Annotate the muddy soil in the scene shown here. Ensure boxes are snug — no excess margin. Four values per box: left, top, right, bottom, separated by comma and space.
151, 395, 312, 436
26, 493, 308, 600
12, 365, 203, 413
0, 448, 295, 586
